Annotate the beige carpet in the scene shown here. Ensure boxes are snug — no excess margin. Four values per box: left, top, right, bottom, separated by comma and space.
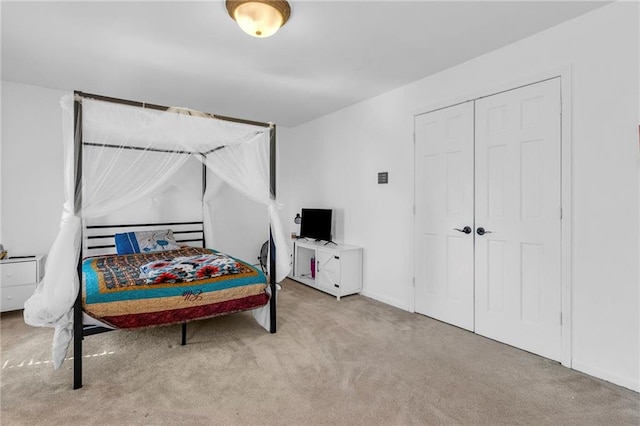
1, 279, 638, 425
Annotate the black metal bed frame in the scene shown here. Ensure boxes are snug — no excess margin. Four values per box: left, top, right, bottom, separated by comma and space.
80, 221, 206, 339
72, 91, 277, 389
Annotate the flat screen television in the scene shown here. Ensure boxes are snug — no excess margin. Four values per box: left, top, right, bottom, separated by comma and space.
300, 208, 332, 242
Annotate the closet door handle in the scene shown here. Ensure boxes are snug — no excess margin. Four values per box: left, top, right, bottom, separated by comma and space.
454, 226, 472, 234
476, 227, 492, 236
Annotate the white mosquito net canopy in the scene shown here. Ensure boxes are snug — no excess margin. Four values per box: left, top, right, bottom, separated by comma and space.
23, 94, 290, 368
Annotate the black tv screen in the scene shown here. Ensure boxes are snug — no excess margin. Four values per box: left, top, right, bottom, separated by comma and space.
300, 208, 332, 241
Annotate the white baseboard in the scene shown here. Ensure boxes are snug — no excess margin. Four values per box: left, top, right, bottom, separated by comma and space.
572, 359, 639, 392
360, 289, 410, 312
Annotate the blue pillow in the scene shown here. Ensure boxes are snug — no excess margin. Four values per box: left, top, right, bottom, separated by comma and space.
114, 232, 141, 255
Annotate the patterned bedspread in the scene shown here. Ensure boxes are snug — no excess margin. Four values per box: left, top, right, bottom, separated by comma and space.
82, 247, 269, 329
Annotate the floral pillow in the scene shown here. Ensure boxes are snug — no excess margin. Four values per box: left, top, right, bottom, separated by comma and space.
115, 229, 180, 255
139, 253, 242, 284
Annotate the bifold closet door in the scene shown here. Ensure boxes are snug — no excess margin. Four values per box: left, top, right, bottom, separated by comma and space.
414, 101, 474, 331
474, 78, 562, 361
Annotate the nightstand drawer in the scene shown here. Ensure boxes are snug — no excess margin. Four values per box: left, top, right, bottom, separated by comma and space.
1, 284, 37, 311
0, 262, 37, 287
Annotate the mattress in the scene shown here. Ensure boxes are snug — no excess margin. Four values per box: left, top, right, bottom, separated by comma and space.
82, 246, 269, 328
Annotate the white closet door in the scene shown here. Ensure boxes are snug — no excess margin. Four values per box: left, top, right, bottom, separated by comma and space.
414, 102, 475, 331
474, 78, 562, 361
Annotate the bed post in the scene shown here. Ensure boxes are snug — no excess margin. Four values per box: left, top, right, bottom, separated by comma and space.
180, 154, 208, 345
73, 91, 84, 389
269, 124, 277, 334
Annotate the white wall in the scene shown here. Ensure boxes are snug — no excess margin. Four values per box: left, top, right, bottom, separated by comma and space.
209, 180, 269, 267
280, 2, 639, 391
1, 81, 66, 256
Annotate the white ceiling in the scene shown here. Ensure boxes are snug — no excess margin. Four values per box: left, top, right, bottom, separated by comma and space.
2, 1, 608, 127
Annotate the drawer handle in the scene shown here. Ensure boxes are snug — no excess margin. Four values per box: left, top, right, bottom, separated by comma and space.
6, 296, 12, 300
6, 273, 12, 277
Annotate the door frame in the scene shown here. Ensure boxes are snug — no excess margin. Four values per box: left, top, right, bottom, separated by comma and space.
411, 66, 573, 368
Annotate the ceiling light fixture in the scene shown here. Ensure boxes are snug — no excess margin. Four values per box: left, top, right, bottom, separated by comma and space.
226, 0, 291, 38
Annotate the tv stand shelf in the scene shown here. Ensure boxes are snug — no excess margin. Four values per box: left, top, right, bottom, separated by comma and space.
291, 240, 362, 300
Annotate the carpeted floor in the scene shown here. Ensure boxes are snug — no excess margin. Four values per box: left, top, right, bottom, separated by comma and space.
1, 279, 638, 425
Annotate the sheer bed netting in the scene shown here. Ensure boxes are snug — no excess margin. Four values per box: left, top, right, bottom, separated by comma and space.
23, 94, 290, 369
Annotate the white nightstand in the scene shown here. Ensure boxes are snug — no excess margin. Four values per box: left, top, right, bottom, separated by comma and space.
0, 255, 45, 312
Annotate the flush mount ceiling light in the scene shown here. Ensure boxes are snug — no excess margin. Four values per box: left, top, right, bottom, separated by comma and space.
226, 0, 291, 38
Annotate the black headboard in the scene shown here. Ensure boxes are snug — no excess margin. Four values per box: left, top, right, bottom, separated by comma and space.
83, 221, 205, 257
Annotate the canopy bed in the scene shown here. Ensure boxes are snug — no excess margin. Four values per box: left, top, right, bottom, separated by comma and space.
23, 92, 290, 389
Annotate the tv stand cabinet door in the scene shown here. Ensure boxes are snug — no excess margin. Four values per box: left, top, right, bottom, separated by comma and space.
338, 249, 363, 299
317, 248, 340, 296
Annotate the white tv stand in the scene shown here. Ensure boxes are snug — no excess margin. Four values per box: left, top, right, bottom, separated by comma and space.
291, 239, 363, 300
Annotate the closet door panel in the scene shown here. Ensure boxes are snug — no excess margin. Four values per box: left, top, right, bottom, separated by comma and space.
414, 102, 474, 331
474, 78, 562, 361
